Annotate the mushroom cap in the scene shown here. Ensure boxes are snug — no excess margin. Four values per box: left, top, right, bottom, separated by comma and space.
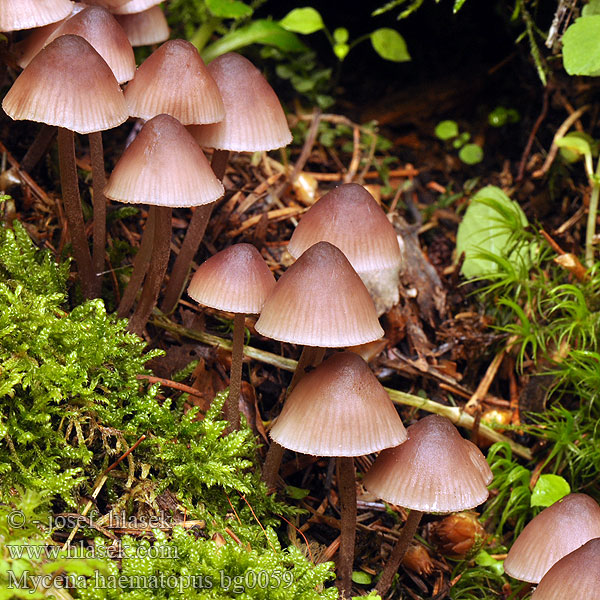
14, 4, 84, 69
113, 0, 162, 14
124, 39, 224, 124
104, 113, 224, 208
189, 52, 292, 152
254, 241, 384, 347
531, 538, 600, 600
270, 351, 407, 457
504, 493, 600, 583
288, 183, 402, 273
45, 6, 135, 84
188, 244, 276, 314
0, 0, 73, 32
115, 6, 169, 47
83, 0, 131, 9
2, 34, 128, 134
363, 415, 492, 513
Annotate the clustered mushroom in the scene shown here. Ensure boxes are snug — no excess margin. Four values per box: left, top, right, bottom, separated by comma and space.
4, 5, 593, 600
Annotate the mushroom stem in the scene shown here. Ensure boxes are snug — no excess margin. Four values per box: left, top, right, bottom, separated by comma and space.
227, 312, 246, 432
289, 346, 325, 393
57, 126, 96, 299
90, 131, 106, 297
117, 206, 156, 318
375, 509, 424, 595
21, 124, 56, 173
128, 205, 171, 335
337, 456, 357, 598
160, 149, 229, 315
261, 442, 285, 491
261, 345, 325, 490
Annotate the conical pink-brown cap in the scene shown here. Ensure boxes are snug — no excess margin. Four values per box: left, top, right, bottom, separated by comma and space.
2, 34, 128, 134
288, 183, 401, 273
504, 494, 600, 583
124, 39, 224, 124
188, 244, 276, 314
45, 6, 135, 84
116, 6, 169, 47
0, 0, 73, 32
255, 241, 384, 347
14, 3, 84, 69
189, 52, 292, 152
363, 415, 492, 513
531, 538, 600, 600
113, 0, 162, 14
270, 351, 407, 457
104, 114, 224, 208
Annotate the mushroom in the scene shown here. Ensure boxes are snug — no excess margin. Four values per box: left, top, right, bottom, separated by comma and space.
116, 38, 224, 317
288, 183, 402, 314
0, 0, 73, 32
269, 351, 406, 597
187, 243, 276, 430
504, 493, 600, 583
104, 113, 223, 334
162, 51, 293, 314
2, 34, 128, 298
257, 241, 383, 490
531, 538, 600, 599
363, 415, 492, 595
115, 6, 169, 47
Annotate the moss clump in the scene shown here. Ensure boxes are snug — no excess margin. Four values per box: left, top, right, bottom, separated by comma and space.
0, 218, 337, 599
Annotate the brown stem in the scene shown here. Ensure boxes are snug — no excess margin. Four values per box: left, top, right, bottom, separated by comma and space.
90, 131, 106, 297
261, 346, 325, 490
227, 312, 246, 432
117, 207, 156, 318
128, 206, 171, 336
288, 346, 325, 393
261, 442, 285, 491
159, 149, 228, 315
21, 124, 56, 173
336, 456, 357, 598
57, 127, 96, 299
375, 509, 423, 596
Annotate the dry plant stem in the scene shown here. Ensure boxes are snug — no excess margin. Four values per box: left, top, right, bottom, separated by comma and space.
128, 206, 171, 335
57, 127, 96, 299
90, 131, 106, 297
336, 456, 357, 598
21, 124, 56, 173
151, 318, 534, 459
375, 509, 423, 595
261, 346, 325, 489
160, 149, 229, 314
117, 207, 156, 318
227, 312, 246, 431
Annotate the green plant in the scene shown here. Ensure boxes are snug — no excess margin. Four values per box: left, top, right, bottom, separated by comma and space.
435, 120, 484, 165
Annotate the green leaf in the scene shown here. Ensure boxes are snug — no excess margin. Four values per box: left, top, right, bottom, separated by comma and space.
334, 43, 350, 60
333, 27, 349, 44
351, 570, 372, 585
453, 0, 469, 12
285, 485, 310, 500
582, 0, 600, 16
455, 186, 534, 279
205, 0, 253, 19
474, 550, 504, 576
556, 132, 593, 163
562, 16, 600, 76
435, 120, 459, 140
202, 20, 308, 63
280, 7, 324, 35
459, 143, 484, 165
530, 474, 571, 507
370, 28, 410, 62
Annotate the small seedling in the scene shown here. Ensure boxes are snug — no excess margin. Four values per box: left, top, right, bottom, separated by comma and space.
435, 119, 484, 165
